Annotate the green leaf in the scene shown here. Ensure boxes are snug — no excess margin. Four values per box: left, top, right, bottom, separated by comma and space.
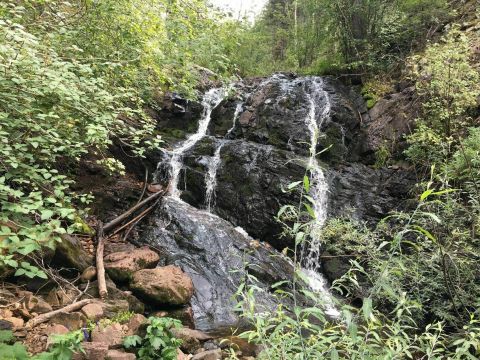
40, 210, 54, 221
287, 181, 302, 190
303, 175, 310, 192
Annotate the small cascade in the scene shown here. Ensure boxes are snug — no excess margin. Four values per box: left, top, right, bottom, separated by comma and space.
301, 78, 339, 317
204, 103, 243, 211
167, 88, 225, 198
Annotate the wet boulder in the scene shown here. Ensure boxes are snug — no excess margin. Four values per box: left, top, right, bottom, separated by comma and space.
140, 197, 300, 332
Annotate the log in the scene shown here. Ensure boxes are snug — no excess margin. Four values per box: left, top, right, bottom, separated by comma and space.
103, 190, 164, 233
25, 299, 94, 328
96, 222, 107, 300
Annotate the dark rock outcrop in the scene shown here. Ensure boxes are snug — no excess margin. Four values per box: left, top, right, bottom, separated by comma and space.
141, 197, 300, 332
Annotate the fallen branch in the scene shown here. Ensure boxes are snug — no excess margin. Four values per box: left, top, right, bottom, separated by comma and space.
103, 190, 164, 233
25, 299, 94, 328
111, 201, 158, 237
136, 168, 149, 205
121, 199, 160, 242
96, 222, 107, 300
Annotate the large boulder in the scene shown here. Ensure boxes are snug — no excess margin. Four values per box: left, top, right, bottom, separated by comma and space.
104, 247, 160, 282
140, 197, 303, 332
130, 266, 194, 306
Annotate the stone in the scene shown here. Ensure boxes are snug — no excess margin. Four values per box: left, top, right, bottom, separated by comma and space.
147, 183, 164, 193
4, 317, 24, 329
191, 349, 222, 360
81, 279, 145, 314
106, 349, 136, 360
0, 319, 13, 330
101, 300, 130, 318
172, 328, 212, 354
81, 302, 104, 321
177, 348, 193, 360
45, 324, 70, 349
104, 247, 160, 282
72, 342, 108, 360
44, 324, 69, 336
152, 307, 195, 329
46, 286, 78, 307
91, 323, 125, 348
125, 313, 147, 336
177, 349, 193, 360
130, 266, 194, 306
49, 312, 87, 331
30, 296, 53, 314
140, 198, 301, 332
80, 266, 97, 282
0, 309, 13, 318
53, 234, 94, 272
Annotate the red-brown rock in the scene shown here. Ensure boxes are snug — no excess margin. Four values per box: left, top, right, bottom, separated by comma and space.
81, 302, 104, 321
104, 247, 160, 282
106, 349, 136, 360
125, 314, 147, 336
72, 342, 108, 360
91, 323, 125, 348
191, 349, 222, 360
130, 266, 194, 306
172, 328, 213, 354
49, 312, 87, 331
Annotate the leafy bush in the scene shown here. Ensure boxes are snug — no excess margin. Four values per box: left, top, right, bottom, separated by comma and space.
34, 330, 85, 360
0, 330, 29, 360
233, 171, 480, 359
123, 317, 182, 360
0, 4, 160, 277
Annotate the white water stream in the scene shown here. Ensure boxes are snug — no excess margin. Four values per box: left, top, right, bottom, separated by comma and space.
168, 88, 225, 198
162, 76, 339, 317
205, 103, 243, 211
301, 78, 340, 317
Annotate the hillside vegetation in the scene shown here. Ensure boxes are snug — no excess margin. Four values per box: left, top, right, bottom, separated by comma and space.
0, 0, 479, 359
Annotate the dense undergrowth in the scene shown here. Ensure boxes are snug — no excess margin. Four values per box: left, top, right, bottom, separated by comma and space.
0, 0, 241, 279
231, 10, 480, 359
1, 0, 479, 359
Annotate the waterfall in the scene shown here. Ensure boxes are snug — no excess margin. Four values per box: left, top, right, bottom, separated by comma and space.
168, 88, 225, 198
204, 103, 243, 212
302, 78, 339, 317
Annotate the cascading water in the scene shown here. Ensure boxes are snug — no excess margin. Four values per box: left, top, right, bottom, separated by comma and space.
301, 78, 340, 317
150, 75, 346, 331
204, 103, 243, 211
167, 87, 225, 197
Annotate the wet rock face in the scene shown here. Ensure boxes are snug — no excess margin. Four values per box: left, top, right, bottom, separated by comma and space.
141, 197, 299, 332
146, 74, 415, 331
209, 75, 366, 163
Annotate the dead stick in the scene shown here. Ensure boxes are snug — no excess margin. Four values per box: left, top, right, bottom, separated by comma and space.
136, 168, 149, 205
111, 202, 157, 237
121, 199, 160, 242
103, 190, 164, 233
96, 222, 107, 300
25, 299, 94, 328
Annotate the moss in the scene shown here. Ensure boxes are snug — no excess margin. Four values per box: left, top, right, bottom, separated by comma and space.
366, 97, 377, 109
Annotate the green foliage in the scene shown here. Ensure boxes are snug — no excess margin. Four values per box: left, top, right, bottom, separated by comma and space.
0, 330, 29, 360
374, 143, 391, 169
0, 2, 164, 276
406, 27, 480, 169
234, 169, 480, 359
123, 317, 182, 360
233, 0, 450, 76
34, 330, 85, 360
409, 27, 480, 138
